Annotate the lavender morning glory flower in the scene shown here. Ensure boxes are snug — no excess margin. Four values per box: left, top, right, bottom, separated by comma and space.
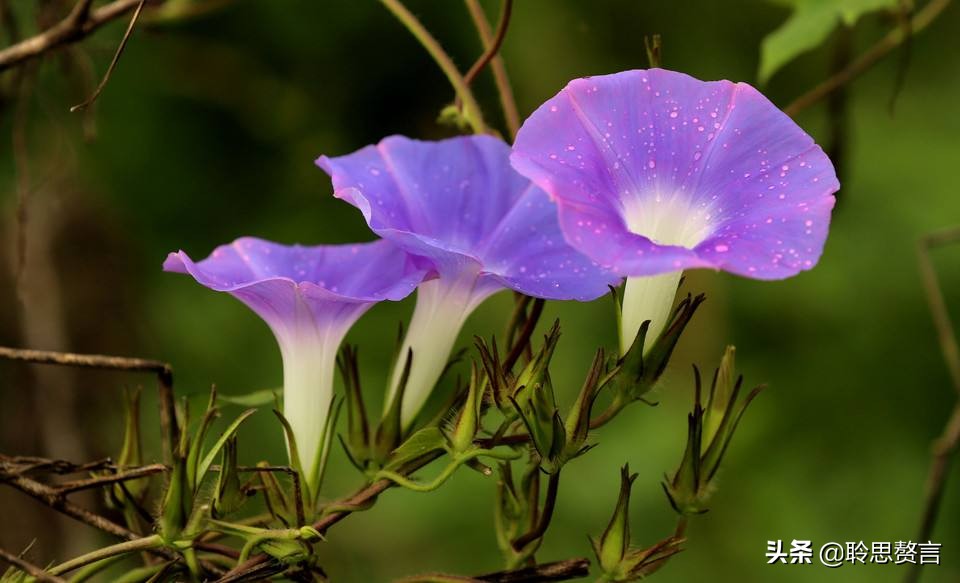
317, 135, 620, 426
164, 237, 425, 488
511, 69, 839, 353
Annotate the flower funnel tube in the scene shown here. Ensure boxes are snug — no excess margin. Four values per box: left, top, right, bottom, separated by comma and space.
318, 135, 620, 426
511, 68, 839, 354
164, 237, 424, 488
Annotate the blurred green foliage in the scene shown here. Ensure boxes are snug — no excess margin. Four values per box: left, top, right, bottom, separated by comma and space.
1, 1, 959, 581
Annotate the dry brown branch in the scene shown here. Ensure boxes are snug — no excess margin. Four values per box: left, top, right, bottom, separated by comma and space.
464, 0, 519, 137
4, 472, 138, 540
55, 463, 166, 494
0, 346, 180, 463
0, 546, 66, 583
0, 454, 112, 476
0, 0, 159, 72
70, 0, 147, 112
906, 226, 960, 583
397, 557, 591, 583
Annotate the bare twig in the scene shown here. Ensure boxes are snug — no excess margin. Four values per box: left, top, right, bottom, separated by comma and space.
0, 0, 159, 72
462, 0, 512, 87
464, 0, 520, 138
378, 0, 486, 133
502, 298, 545, 371
511, 470, 560, 551
56, 463, 167, 494
70, 0, 146, 112
916, 227, 960, 394
0, 454, 113, 476
906, 226, 960, 583
456, 0, 513, 125
477, 557, 590, 582
0, 546, 66, 583
397, 557, 590, 583
784, 0, 953, 117
0, 346, 179, 463
3, 473, 138, 540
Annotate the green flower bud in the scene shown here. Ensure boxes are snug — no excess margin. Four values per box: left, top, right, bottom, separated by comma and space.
592, 465, 637, 576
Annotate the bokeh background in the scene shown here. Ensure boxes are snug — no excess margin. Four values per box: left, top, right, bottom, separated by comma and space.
1, 1, 959, 581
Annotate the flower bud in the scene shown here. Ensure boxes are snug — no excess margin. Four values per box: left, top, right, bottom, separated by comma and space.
592, 465, 637, 575
664, 352, 764, 515
562, 348, 606, 460
447, 363, 485, 453
213, 436, 244, 518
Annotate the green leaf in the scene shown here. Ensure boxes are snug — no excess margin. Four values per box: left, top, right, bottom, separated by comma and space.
186, 387, 220, 492
196, 408, 257, 487
383, 426, 446, 472
217, 387, 281, 408
759, 0, 898, 84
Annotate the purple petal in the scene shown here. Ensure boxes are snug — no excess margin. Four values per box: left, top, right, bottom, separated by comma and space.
481, 186, 622, 300
317, 135, 619, 300
163, 237, 426, 337
511, 68, 838, 279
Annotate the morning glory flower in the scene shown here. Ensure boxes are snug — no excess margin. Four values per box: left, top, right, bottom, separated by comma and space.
164, 237, 425, 489
317, 135, 619, 426
511, 69, 839, 354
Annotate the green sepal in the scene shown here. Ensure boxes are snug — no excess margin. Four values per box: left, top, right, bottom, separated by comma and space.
594, 464, 637, 574
217, 387, 281, 408
337, 344, 372, 468
196, 408, 257, 490
620, 535, 685, 580
511, 321, 561, 411
375, 348, 412, 462
257, 461, 297, 527
475, 335, 511, 413
212, 435, 244, 518
563, 348, 607, 460
702, 345, 736, 445
159, 447, 187, 541
186, 386, 220, 493
663, 372, 706, 515
448, 363, 485, 453
664, 351, 765, 515
271, 410, 308, 516
383, 426, 447, 473
309, 394, 343, 502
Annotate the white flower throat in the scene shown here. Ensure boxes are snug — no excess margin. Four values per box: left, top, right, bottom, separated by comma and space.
621, 192, 712, 248
619, 193, 712, 356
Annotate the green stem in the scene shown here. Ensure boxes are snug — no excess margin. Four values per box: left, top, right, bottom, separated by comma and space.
67, 554, 127, 582
589, 395, 626, 430
376, 448, 519, 492
379, 0, 487, 133
49, 534, 163, 576
237, 528, 304, 563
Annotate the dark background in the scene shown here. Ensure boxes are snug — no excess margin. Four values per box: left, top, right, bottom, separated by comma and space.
1, 1, 959, 581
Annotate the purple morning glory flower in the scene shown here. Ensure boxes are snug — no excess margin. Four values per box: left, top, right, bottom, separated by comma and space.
317, 135, 620, 426
164, 237, 425, 487
511, 69, 839, 353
